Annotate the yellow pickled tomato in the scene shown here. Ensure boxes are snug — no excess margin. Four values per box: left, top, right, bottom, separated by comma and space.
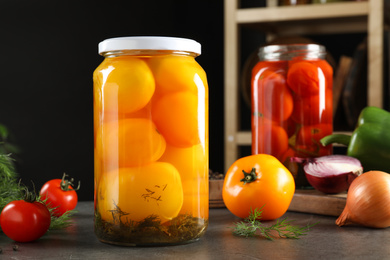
102, 57, 155, 114
152, 91, 200, 148
102, 102, 152, 124
96, 118, 166, 167
93, 64, 105, 148
159, 144, 208, 218
98, 162, 183, 222
147, 55, 208, 96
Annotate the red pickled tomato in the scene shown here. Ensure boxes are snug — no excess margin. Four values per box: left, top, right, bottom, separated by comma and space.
253, 69, 293, 122
314, 60, 333, 90
251, 118, 289, 160
296, 124, 333, 157
281, 117, 297, 137
280, 148, 299, 178
296, 124, 333, 146
287, 61, 321, 97
252, 61, 288, 77
291, 90, 333, 125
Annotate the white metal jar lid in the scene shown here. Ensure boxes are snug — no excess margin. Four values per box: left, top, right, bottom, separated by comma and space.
98, 36, 202, 56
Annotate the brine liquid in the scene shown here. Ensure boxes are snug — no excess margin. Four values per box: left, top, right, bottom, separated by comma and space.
93, 53, 209, 246
251, 58, 333, 185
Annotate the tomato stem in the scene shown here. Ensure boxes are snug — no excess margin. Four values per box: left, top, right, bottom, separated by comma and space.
21, 184, 38, 203
60, 173, 81, 191
240, 167, 258, 184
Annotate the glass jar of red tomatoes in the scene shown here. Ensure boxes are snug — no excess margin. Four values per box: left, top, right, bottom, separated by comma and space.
251, 44, 333, 186
93, 36, 209, 246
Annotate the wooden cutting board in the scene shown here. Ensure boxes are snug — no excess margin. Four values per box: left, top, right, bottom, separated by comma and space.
209, 180, 225, 208
210, 180, 347, 217
288, 189, 347, 217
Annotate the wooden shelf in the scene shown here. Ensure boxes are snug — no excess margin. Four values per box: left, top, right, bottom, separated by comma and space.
235, 131, 352, 146
237, 2, 369, 24
224, 0, 384, 171
237, 2, 370, 35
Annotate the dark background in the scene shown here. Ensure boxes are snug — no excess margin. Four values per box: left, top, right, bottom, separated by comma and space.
0, 0, 225, 201
0, 0, 374, 200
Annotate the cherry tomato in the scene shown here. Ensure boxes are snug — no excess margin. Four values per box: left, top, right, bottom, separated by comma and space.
40, 173, 80, 217
287, 61, 321, 96
0, 199, 51, 242
252, 68, 293, 122
222, 154, 295, 220
98, 162, 183, 223
251, 118, 289, 161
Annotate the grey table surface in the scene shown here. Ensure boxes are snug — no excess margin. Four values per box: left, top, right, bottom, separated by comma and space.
0, 201, 389, 259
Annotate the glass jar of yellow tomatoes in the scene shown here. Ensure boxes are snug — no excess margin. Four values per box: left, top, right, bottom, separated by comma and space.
251, 44, 333, 186
93, 36, 209, 246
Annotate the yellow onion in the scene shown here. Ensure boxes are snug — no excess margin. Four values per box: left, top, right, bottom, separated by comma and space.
336, 171, 390, 228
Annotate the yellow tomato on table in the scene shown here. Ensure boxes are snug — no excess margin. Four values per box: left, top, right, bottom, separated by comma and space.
97, 162, 183, 223
223, 154, 295, 220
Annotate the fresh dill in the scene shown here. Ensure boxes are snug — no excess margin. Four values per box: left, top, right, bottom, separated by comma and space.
232, 207, 317, 240
0, 154, 22, 212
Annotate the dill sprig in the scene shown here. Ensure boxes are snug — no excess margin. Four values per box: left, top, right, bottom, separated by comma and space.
232, 207, 317, 240
0, 154, 23, 211
40, 197, 76, 230
49, 210, 77, 230
37, 192, 76, 230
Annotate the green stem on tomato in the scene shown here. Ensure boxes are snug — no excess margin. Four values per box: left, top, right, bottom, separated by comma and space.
240, 167, 258, 184
60, 173, 80, 191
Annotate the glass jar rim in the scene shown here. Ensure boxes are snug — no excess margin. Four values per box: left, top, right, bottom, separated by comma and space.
98, 36, 202, 56
258, 44, 326, 61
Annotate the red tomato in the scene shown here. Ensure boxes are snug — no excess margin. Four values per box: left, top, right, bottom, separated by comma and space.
222, 154, 295, 220
281, 117, 297, 137
252, 68, 293, 122
40, 174, 80, 216
251, 119, 289, 161
314, 59, 333, 90
287, 61, 321, 96
295, 124, 333, 157
280, 148, 299, 179
296, 123, 333, 147
291, 90, 332, 125
252, 60, 288, 78
0, 200, 51, 242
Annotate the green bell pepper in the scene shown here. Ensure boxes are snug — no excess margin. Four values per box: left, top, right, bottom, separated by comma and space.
320, 106, 390, 173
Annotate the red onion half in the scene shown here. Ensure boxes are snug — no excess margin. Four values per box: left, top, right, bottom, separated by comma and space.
291, 155, 363, 194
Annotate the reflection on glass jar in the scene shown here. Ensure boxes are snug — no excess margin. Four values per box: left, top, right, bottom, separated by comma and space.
251, 44, 333, 187
93, 37, 209, 246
